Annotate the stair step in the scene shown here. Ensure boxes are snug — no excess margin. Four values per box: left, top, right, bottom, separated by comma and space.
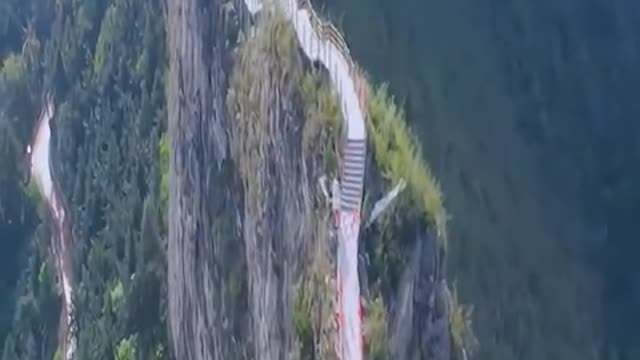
340, 139, 366, 211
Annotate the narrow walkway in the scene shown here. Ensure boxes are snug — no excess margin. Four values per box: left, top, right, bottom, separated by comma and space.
243, 1, 367, 359
30, 99, 76, 360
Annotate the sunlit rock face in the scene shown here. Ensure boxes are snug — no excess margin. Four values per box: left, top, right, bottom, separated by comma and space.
30, 98, 77, 359
166, 1, 329, 359
166, 0, 239, 358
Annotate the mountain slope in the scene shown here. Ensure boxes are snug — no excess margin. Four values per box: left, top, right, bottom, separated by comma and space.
312, 0, 640, 358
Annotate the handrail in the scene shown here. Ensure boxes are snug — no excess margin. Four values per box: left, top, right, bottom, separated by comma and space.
323, 22, 350, 59
286, 0, 369, 137
296, 0, 354, 72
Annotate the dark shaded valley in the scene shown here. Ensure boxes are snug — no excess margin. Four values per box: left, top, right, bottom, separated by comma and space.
314, 0, 640, 358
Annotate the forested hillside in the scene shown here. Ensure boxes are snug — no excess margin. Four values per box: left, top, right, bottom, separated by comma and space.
313, 0, 640, 359
1, 0, 168, 358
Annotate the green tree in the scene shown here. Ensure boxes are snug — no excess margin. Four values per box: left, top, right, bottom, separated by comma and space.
115, 335, 137, 360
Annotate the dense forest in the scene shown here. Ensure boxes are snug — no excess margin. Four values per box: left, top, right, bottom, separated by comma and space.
1, 0, 168, 358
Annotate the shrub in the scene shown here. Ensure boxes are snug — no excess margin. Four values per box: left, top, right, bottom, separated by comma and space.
52, 349, 62, 360
109, 280, 124, 313
0, 54, 26, 84
364, 295, 389, 360
449, 284, 478, 357
25, 177, 43, 208
365, 82, 448, 247
114, 335, 137, 360
300, 71, 342, 177
293, 285, 314, 357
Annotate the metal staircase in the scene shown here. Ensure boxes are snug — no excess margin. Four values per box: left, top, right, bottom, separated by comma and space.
340, 138, 366, 212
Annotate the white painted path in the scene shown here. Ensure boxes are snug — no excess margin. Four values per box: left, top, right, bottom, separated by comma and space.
244, 1, 367, 359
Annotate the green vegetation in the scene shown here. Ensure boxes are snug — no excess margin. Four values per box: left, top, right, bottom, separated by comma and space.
449, 283, 478, 357
114, 335, 137, 360
0, 54, 26, 84
361, 64, 477, 356
24, 177, 43, 211
153, 344, 167, 360
228, 6, 301, 192
109, 280, 124, 312
364, 295, 389, 360
300, 71, 342, 148
292, 252, 336, 360
313, 0, 615, 359
230, 10, 339, 359
293, 284, 314, 356
152, 343, 165, 360
300, 71, 342, 177
2, 0, 169, 357
0, 47, 37, 186
2, 248, 61, 360
368, 215, 405, 294
365, 83, 447, 246
52, 348, 62, 360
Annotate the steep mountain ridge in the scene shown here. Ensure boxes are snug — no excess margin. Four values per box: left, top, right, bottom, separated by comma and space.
167, 1, 461, 359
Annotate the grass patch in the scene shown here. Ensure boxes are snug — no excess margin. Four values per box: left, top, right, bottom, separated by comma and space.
293, 261, 336, 359
364, 295, 389, 360
369, 213, 406, 294
0, 53, 26, 84
24, 176, 43, 210
227, 5, 302, 190
109, 279, 124, 313
449, 283, 478, 357
114, 335, 137, 360
294, 284, 314, 357
360, 75, 476, 354
52, 348, 62, 360
300, 70, 342, 177
364, 82, 448, 248
229, 5, 341, 180
300, 71, 342, 149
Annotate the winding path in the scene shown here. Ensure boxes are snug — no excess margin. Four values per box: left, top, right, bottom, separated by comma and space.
244, 1, 367, 359
29, 99, 76, 360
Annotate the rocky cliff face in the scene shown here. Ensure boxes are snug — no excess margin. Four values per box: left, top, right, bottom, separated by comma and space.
362, 155, 455, 360
227, 9, 332, 359
167, 1, 456, 359
167, 2, 337, 359
166, 0, 242, 357
386, 228, 450, 360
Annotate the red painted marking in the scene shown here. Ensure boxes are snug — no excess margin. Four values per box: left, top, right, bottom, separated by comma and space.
336, 277, 342, 329
336, 275, 343, 358
357, 299, 364, 357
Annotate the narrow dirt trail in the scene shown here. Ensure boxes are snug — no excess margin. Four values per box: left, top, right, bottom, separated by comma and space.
29, 99, 76, 360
